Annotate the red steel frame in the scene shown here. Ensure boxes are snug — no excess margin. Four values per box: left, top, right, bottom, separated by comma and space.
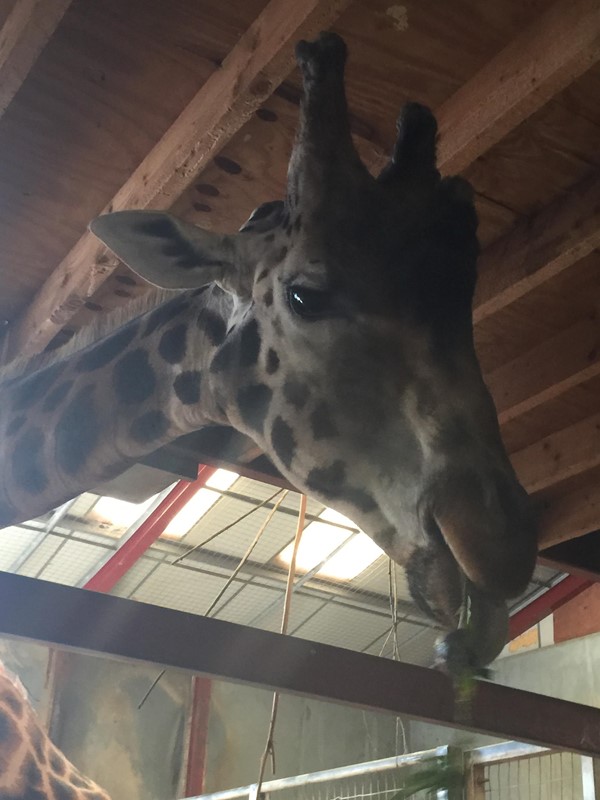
185, 677, 213, 795
509, 574, 592, 640
83, 464, 217, 593
81, 462, 217, 794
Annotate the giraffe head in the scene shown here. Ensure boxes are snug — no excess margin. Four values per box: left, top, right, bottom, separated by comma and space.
91, 33, 536, 667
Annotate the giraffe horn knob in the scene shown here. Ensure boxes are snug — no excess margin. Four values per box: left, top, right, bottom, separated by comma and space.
378, 102, 440, 185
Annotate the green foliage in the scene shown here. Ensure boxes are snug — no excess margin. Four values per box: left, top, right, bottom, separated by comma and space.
389, 757, 463, 799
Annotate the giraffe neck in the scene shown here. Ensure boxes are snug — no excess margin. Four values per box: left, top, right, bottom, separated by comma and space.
0, 287, 236, 526
0, 661, 110, 800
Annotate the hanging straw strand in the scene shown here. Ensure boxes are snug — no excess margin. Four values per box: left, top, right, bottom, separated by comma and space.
204, 490, 288, 617
255, 494, 307, 795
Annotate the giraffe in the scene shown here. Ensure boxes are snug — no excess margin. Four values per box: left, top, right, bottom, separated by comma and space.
0, 33, 537, 671
0, 661, 110, 800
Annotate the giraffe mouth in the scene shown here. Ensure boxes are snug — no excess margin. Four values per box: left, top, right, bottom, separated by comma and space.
426, 467, 538, 602
412, 510, 513, 668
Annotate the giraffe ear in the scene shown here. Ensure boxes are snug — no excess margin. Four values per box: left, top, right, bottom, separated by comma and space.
89, 210, 246, 293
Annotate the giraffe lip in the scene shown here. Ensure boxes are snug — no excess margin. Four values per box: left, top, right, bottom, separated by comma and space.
429, 469, 538, 600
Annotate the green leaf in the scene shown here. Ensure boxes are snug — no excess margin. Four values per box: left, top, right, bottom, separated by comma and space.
388, 757, 463, 799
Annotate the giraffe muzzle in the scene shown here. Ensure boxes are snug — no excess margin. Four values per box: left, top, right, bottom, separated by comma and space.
425, 467, 538, 600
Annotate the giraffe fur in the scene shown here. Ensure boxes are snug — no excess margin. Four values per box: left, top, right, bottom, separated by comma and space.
0, 33, 537, 670
0, 662, 110, 800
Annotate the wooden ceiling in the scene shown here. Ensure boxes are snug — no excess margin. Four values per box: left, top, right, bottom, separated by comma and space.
0, 0, 598, 562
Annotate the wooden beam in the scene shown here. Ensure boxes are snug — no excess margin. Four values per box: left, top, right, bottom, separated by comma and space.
0, 0, 72, 117
536, 469, 600, 548
486, 317, 600, 425
436, 0, 600, 174
8, 0, 600, 360
540, 531, 600, 583
3, 0, 350, 361
474, 172, 600, 324
3, 571, 600, 756
512, 411, 600, 493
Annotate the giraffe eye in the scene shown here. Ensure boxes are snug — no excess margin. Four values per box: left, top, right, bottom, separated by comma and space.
287, 285, 332, 319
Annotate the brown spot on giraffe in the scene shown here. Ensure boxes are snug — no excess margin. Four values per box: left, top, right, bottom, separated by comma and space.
0, 663, 111, 800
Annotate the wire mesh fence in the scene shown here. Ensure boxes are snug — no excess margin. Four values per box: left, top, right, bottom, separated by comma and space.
467, 743, 591, 800
187, 748, 456, 800
187, 742, 598, 800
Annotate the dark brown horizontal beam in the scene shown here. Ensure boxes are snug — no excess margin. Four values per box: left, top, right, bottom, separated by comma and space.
540, 529, 600, 582
537, 468, 600, 548
1, 572, 600, 756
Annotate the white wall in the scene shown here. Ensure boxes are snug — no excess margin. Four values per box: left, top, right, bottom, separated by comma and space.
411, 629, 600, 752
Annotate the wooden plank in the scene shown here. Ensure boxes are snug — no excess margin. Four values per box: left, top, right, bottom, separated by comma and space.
512, 411, 600, 493
474, 172, 600, 323
3, 571, 600, 756
8, 0, 599, 359
0, 0, 72, 117
463, 95, 600, 218
436, 0, 600, 175
465, 762, 487, 800
537, 469, 600, 548
540, 532, 600, 582
3, 0, 351, 361
487, 317, 600, 425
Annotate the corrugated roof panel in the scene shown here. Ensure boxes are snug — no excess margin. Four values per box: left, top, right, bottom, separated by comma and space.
38, 540, 107, 585
349, 558, 413, 603
213, 581, 281, 625
255, 593, 326, 634
18, 536, 62, 578
184, 495, 258, 544
132, 563, 228, 616
396, 627, 440, 668
364, 620, 439, 668
532, 563, 563, 585
113, 557, 161, 599
67, 493, 100, 520
185, 497, 299, 564
0, 527, 42, 571
292, 603, 392, 652
230, 477, 324, 518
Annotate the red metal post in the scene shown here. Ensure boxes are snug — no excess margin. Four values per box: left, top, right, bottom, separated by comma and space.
185, 676, 212, 795
81, 463, 218, 793
84, 464, 217, 593
509, 574, 592, 640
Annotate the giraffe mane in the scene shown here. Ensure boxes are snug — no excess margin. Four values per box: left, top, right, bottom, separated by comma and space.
0, 287, 178, 385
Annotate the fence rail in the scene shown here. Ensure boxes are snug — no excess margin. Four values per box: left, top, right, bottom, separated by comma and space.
186, 746, 455, 800
188, 742, 598, 800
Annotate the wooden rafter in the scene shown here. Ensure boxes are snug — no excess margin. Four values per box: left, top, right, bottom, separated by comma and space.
512, 412, 600, 494
6, 0, 600, 361
538, 470, 600, 548
487, 317, 600, 425
3, 0, 351, 361
436, 0, 600, 174
474, 172, 600, 323
0, 0, 72, 117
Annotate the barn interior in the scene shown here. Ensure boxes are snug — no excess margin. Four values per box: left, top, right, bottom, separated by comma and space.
0, 0, 599, 798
